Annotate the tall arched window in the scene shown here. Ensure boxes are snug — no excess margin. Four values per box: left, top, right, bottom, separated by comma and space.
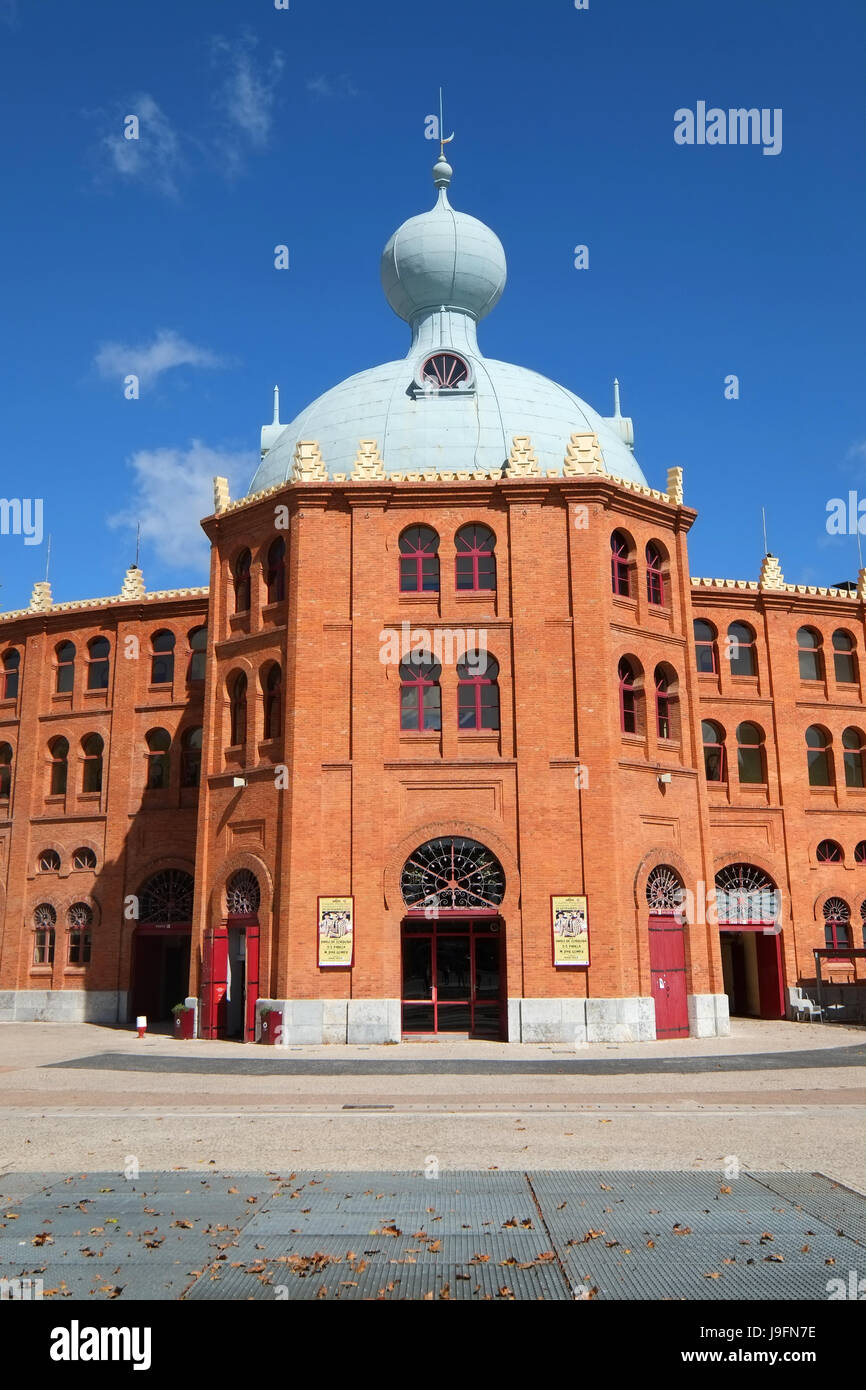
145, 728, 171, 789
727, 622, 757, 676
701, 721, 726, 782
736, 721, 765, 785
233, 550, 252, 614
399, 526, 440, 593
229, 673, 247, 746
610, 531, 631, 597
266, 538, 286, 604
150, 630, 175, 685
187, 626, 207, 682
693, 620, 718, 674
833, 630, 858, 684
399, 652, 441, 731
55, 641, 75, 693
843, 728, 866, 788
48, 736, 69, 795
654, 665, 678, 741
816, 839, 843, 864
457, 651, 500, 730
645, 543, 665, 606
0, 742, 12, 802
33, 904, 56, 964
823, 897, 851, 949
618, 657, 641, 735
81, 733, 104, 793
455, 524, 496, 592
2, 649, 20, 700
86, 637, 110, 690
797, 627, 823, 681
181, 726, 203, 787
263, 665, 282, 740
67, 903, 93, 965
806, 725, 833, 786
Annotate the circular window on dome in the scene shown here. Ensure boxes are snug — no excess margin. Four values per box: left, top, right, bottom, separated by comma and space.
419, 352, 471, 391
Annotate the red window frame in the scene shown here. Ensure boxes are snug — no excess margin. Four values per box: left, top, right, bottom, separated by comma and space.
266, 538, 286, 604
806, 726, 833, 786
455, 525, 496, 593
655, 672, 674, 740
797, 627, 823, 681
842, 728, 866, 788
457, 653, 500, 730
86, 638, 110, 691
693, 620, 717, 673
150, 630, 175, 685
736, 722, 765, 785
145, 728, 171, 789
832, 631, 858, 685
187, 626, 207, 683
1, 650, 19, 701
701, 721, 726, 782
618, 658, 639, 735
816, 839, 844, 864
0, 742, 12, 800
610, 531, 631, 597
399, 654, 442, 731
399, 527, 440, 593
728, 623, 757, 677
49, 737, 69, 796
645, 543, 665, 606
81, 734, 104, 793
55, 641, 75, 693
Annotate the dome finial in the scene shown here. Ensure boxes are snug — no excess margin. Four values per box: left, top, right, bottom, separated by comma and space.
433, 86, 454, 191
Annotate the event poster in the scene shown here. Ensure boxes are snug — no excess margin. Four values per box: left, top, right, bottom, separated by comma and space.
551, 895, 590, 966
317, 896, 354, 967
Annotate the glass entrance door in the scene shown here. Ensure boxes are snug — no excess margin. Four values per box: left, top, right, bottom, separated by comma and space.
401, 919, 504, 1038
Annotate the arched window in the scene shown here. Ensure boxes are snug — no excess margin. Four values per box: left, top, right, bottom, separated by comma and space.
145, 728, 171, 789
727, 622, 757, 677
73, 847, 97, 870
229, 673, 247, 746
0, 742, 12, 801
618, 657, 641, 735
855, 841, 866, 865
67, 903, 93, 965
55, 641, 75, 693
817, 839, 844, 864
806, 725, 833, 787
139, 869, 194, 925
645, 543, 665, 606
181, 726, 203, 788
150, 630, 175, 685
401, 837, 505, 911
400, 652, 441, 731
86, 637, 110, 691
797, 627, 823, 681
736, 721, 765, 785
701, 721, 726, 782
842, 728, 866, 788
645, 865, 685, 914
226, 869, 261, 918
833, 630, 858, 685
610, 531, 631, 597
233, 550, 252, 614
33, 904, 56, 964
266, 538, 286, 604
264, 665, 282, 740
188, 626, 207, 682
81, 734, 104, 793
455, 524, 496, 592
399, 526, 440, 593
48, 736, 69, 795
715, 864, 780, 926
457, 651, 500, 730
823, 897, 851, 949
654, 666, 678, 741
693, 620, 717, 674
38, 849, 61, 872
2, 649, 20, 700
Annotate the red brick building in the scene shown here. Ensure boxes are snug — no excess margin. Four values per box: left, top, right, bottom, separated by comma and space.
1, 155, 864, 1041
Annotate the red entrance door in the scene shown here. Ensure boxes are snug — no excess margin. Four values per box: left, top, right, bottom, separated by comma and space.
648, 914, 689, 1038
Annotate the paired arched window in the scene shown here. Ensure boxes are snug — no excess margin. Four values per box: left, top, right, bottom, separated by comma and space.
728, 622, 757, 677
87, 637, 110, 691
181, 726, 203, 788
701, 721, 726, 782
73, 847, 97, 870
0, 742, 12, 801
145, 728, 171, 789
833, 631, 858, 685
618, 657, 641, 735
399, 526, 440, 593
229, 673, 247, 746
610, 531, 631, 597
67, 903, 93, 965
645, 543, 665, 606
263, 665, 282, 740
817, 839, 843, 864
233, 550, 252, 614
455, 525, 496, 592
806, 725, 833, 786
266, 538, 286, 604
39, 849, 61, 872
736, 721, 765, 785
81, 733, 104, 793
797, 627, 823, 681
693, 620, 717, 674
55, 642, 75, 693
842, 728, 866, 788
150, 630, 175, 685
2, 649, 20, 700
654, 665, 678, 741
823, 897, 851, 949
48, 737, 69, 795
33, 903, 56, 964
399, 652, 442, 731
188, 626, 207, 682
457, 652, 500, 730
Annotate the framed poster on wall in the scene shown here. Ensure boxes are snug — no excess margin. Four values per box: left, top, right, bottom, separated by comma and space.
551, 895, 590, 967
317, 896, 354, 967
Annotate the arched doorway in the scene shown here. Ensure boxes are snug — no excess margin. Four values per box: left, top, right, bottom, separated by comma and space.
645, 865, 689, 1038
716, 863, 784, 1018
130, 870, 194, 1023
201, 870, 261, 1041
400, 836, 506, 1039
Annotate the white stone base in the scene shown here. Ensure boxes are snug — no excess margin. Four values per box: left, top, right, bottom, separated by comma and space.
254, 998, 400, 1045
0, 990, 128, 1024
510, 997, 657, 1043
687, 993, 731, 1038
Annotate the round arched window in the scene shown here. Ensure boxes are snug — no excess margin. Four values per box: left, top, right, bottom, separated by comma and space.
715, 863, 779, 926
139, 870, 194, 926
419, 352, 470, 390
226, 869, 261, 917
401, 837, 505, 912
645, 865, 685, 914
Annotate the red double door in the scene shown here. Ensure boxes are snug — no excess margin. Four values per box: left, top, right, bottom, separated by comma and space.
648, 913, 689, 1038
201, 920, 260, 1040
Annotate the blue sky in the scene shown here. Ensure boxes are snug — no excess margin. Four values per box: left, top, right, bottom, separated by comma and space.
0, 0, 864, 610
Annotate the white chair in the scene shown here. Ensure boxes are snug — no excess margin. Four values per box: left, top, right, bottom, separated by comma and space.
790, 987, 823, 1022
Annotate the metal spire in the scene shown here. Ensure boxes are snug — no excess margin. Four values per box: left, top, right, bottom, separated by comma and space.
272, 385, 280, 426
613, 378, 622, 417
438, 87, 455, 159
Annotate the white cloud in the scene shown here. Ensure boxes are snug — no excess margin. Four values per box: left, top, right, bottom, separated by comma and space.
94, 330, 226, 389
306, 74, 359, 100
108, 441, 254, 573
210, 33, 285, 174
98, 93, 183, 197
